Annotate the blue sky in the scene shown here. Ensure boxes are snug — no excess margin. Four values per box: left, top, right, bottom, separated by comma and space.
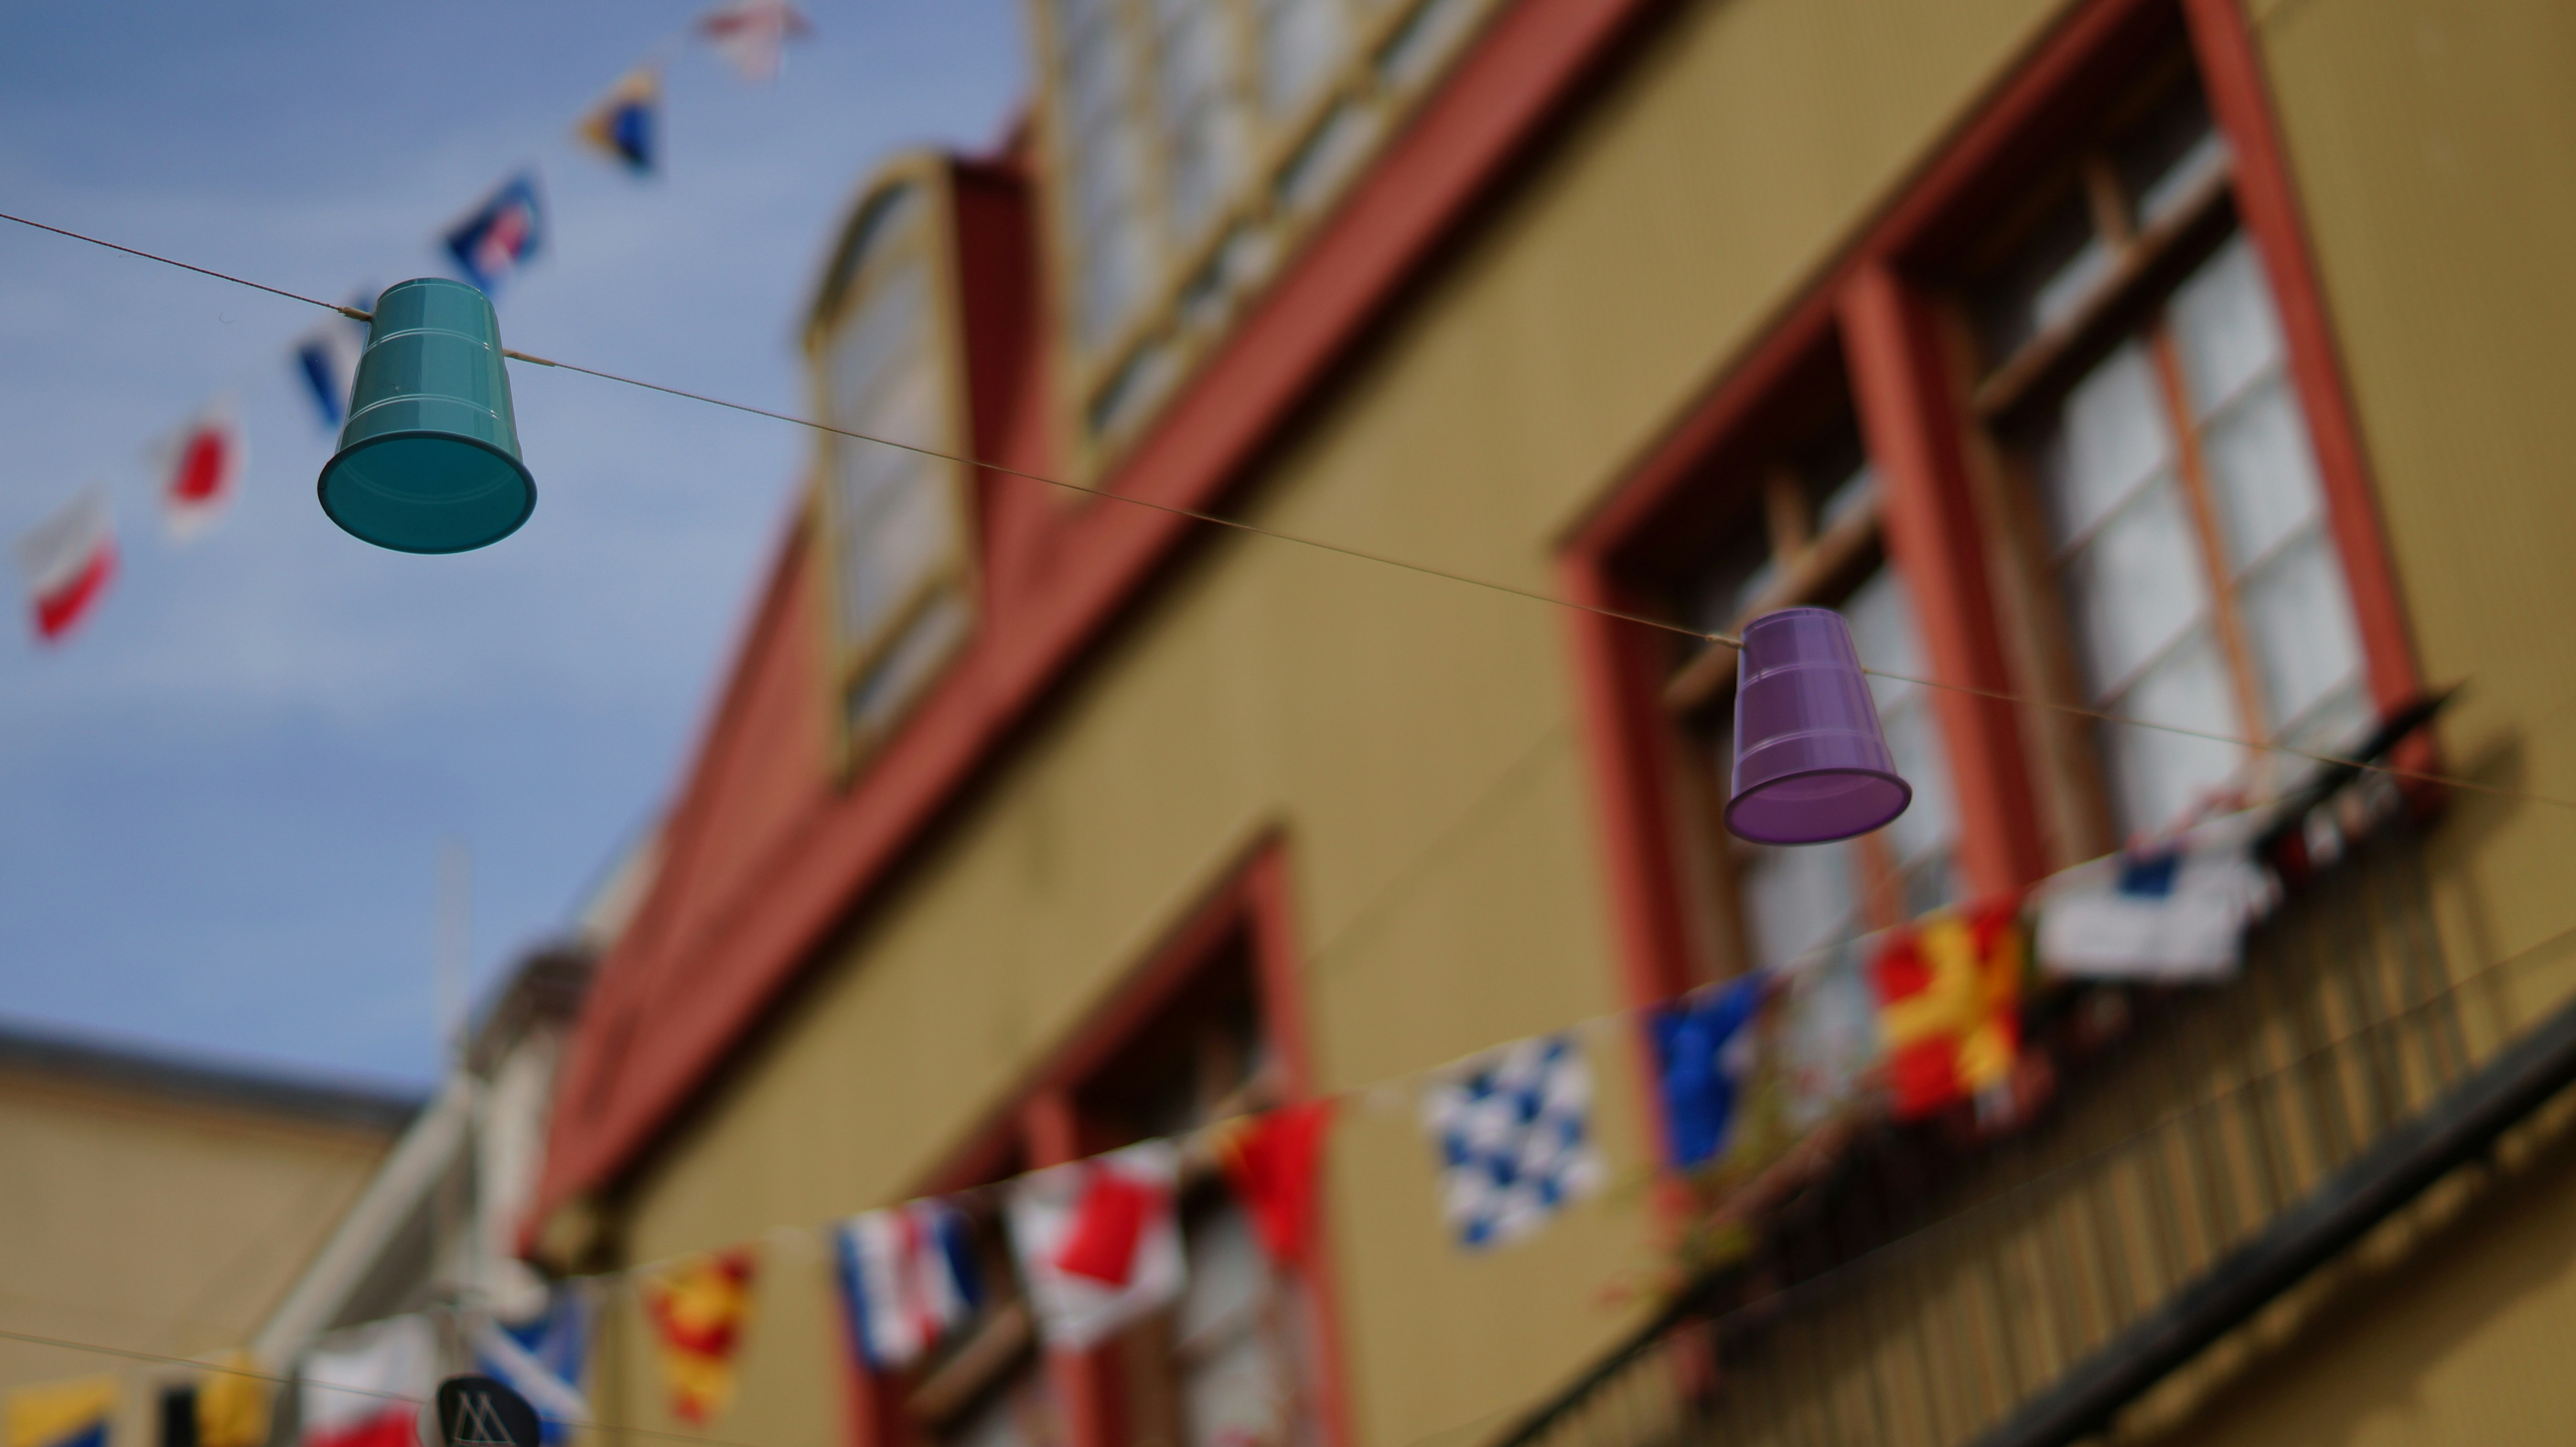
0, 2, 1022, 1088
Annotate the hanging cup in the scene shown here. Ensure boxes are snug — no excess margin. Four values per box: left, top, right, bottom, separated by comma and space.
317, 277, 536, 553
1725, 607, 1912, 845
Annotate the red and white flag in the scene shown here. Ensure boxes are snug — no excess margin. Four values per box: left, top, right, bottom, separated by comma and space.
159, 399, 246, 540
695, 0, 811, 83
1005, 1140, 1185, 1349
301, 1314, 434, 1447
15, 483, 116, 643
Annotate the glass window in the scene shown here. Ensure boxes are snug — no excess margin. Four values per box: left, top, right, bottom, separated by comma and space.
1068, 935, 1325, 1447
1670, 420, 1962, 977
1034, 0, 1500, 450
1977, 72, 2367, 837
807, 165, 978, 759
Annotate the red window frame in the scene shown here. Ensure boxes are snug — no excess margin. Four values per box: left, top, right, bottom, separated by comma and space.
1560, 0, 2421, 1093
836, 838, 1350, 1447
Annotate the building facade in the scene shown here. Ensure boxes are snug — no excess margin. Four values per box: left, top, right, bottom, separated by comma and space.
534, 1, 2576, 1445
0, 1021, 416, 1447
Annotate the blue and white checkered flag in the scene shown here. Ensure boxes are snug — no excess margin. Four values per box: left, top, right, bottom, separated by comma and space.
1420, 1032, 1604, 1249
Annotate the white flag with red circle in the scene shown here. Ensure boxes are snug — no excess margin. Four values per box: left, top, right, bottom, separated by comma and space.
15, 483, 116, 644
1005, 1140, 1185, 1349
160, 399, 245, 540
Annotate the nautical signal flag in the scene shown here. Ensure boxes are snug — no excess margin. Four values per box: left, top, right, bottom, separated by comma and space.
696, 0, 811, 84
474, 1286, 591, 1445
293, 319, 364, 429
4, 1376, 114, 1447
834, 1200, 983, 1372
1419, 1033, 1603, 1250
1650, 974, 1766, 1171
159, 399, 245, 540
445, 173, 545, 295
1870, 900, 2029, 1120
302, 1315, 435, 1447
15, 483, 116, 644
642, 1249, 755, 1425
1006, 1140, 1185, 1350
196, 1354, 272, 1447
577, 69, 660, 175
1210, 1101, 1332, 1264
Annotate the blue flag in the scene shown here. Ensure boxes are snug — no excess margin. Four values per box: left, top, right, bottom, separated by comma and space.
474, 1284, 590, 1444
445, 172, 545, 294
577, 69, 659, 176
1650, 975, 1766, 1169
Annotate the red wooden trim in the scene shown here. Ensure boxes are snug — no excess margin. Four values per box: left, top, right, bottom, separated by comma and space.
539, 0, 1676, 1222
2181, 0, 2426, 716
1840, 264, 2048, 895
1235, 846, 1355, 1447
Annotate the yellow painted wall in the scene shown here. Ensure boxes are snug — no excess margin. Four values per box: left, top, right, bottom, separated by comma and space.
0, 1068, 395, 1445
603, 0, 2089, 1444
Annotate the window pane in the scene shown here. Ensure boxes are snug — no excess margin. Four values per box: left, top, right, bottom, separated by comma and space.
2101, 629, 2246, 833
1976, 187, 2114, 360
829, 259, 929, 425
1257, 0, 1349, 116
1740, 836, 1856, 971
1176, 1202, 1291, 1447
2116, 77, 2228, 230
1843, 568, 1957, 896
2060, 477, 2208, 698
2037, 340, 2175, 548
1154, 5, 1246, 242
2168, 234, 2285, 419
2201, 373, 2325, 573
2239, 531, 2364, 736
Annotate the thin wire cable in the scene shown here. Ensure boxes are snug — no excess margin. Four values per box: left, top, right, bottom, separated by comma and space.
8, 206, 2569, 815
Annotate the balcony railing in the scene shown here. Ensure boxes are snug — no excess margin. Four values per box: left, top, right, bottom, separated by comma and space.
1496, 808, 2564, 1447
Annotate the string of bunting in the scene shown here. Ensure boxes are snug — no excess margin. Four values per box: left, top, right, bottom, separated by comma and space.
6, 0, 812, 645
6, 705, 2401, 1444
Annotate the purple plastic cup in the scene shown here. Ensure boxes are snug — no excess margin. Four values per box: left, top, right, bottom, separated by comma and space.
1726, 607, 1913, 845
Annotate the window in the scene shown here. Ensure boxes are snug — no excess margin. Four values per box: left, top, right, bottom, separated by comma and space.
881, 850, 1337, 1447
806, 155, 979, 763
1660, 411, 1962, 979
1968, 70, 2368, 838
1073, 932, 1329, 1447
1031, 0, 1500, 454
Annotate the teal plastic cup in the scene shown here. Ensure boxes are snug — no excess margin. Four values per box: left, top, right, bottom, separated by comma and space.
317, 277, 536, 553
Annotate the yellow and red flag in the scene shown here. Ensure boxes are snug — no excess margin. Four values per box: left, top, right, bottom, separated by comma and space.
1870, 899, 2028, 1119
643, 1248, 756, 1424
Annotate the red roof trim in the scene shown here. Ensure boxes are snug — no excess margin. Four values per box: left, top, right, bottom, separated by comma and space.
538, 0, 1668, 1219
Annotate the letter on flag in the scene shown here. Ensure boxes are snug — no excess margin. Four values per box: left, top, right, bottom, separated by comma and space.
445, 173, 546, 295
1006, 1140, 1185, 1350
696, 0, 811, 84
160, 399, 246, 540
15, 483, 116, 644
301, 1314, 434, 1447
833, 1199, 983, 1371
577, 69, 660, 176
642, 1249, 756, 1425
4, 1376, 115, 1447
